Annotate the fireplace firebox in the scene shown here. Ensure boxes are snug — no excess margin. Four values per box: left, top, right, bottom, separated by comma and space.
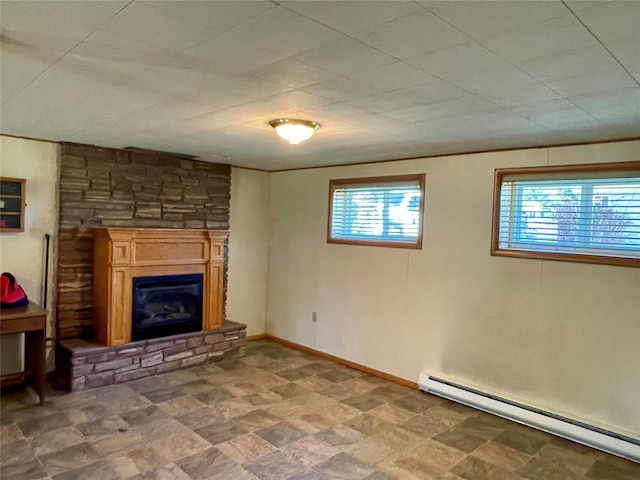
132, 273, 203, 341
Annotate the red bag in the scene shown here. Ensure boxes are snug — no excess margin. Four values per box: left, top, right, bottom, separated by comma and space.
1, 273, 29, 308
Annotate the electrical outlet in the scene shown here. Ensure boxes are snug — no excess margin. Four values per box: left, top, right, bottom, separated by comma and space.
312, 311, 317, 322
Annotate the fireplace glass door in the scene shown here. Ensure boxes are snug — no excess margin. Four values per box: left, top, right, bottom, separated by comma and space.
132, 273, 203, 341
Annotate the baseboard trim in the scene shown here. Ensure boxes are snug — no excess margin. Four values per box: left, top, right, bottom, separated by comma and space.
247, 334, 267, 341
265, 334, 418, 390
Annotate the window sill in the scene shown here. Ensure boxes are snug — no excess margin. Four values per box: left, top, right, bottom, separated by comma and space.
490, 247, 640, 268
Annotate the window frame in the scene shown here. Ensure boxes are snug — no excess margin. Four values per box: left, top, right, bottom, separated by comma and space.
327, 173, 426, 249
491, 161, 640, 268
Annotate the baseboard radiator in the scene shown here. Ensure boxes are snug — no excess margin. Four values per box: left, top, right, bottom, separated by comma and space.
418, 373, 640, 463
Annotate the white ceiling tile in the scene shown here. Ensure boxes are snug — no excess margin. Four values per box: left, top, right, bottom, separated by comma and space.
110, 104, 190, 132
448, 67, 538, 95
344, 112, 412, 132
169, 34, 288, 77
419, 1, 568, 39
563, 1, 611, 14
300, 77, 373, 102
282, 0, 420, 34
605, 36, 640, 75
422, 95, 497, 117
226, 6, 344, 57
244, 57, 337, 90
124, 66, 228, 100
0, 2, 97, 57
183, 116, 242, 135
517, 45, 621, 83
347, 80, 466, 113
0, 50, 54, 104
2, 64, 112, 120
0, 100, 46, 133
383, 105, 444, 123
88, 2, 215, 52
303, 103, 379, 129
137, 118, 234, 140
483, 84, 562, 108
413, 109, 547, 138
3, 1, 128, 30
172, 75, 293, 120
571, 1, 640, 42
569, 87, 640, 121
58, 39, 176, 93
294, 37, 396, 76
263, 90, 334, 112
346, 62, 439, 94
353, 11, 470, 59
512, 99, 602, 130
32, 109, 111, 138
142, 0, 275, 31
183, 100, 291, 128
407, 42, 512, 80
479, 16, 599, 63
67, 84, 170, 123
546, 70, 638, 97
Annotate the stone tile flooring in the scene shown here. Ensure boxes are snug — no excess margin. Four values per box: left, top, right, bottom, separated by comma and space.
1, 340, 639, 480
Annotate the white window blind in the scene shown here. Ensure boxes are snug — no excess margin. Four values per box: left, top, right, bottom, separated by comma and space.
498, 173, 640, 260
329, 175, 424, 248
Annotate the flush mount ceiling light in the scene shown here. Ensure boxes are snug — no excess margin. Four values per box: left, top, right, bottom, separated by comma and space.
269, 118, 320, 145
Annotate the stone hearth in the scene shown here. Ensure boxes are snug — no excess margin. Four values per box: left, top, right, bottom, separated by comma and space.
56, 320, 246, 391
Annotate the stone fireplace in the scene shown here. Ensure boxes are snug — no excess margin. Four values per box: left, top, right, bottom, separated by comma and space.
54, 144, 244, 391
54, 227, 248, 391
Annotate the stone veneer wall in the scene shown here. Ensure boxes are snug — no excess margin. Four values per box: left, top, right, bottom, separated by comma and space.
56, 143, 231, 342
56, 320, 246, 391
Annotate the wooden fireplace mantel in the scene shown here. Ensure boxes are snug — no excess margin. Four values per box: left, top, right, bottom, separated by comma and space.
93, 228, 228, 346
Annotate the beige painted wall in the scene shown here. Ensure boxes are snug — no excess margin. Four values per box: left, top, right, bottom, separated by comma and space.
266, 140, 640, 439
0, 136, 60, 373
227, 167, 270, 336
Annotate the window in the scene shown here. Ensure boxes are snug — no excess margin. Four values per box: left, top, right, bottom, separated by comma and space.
491, 162, 640, 267
328, 174, 425, 248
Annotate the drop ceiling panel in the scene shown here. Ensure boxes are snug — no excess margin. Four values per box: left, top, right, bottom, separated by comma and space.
226, 6, 344, 57
353, 11, 470, 59
244, 57, 336, 90
516, 45, 621, 83
282, 0, 420, 35
407, 42, 512, 80
87, 2, 215, 52
141, 0, 275, 31
570, 1, 640, 42
479, 16, 599, 63
419, 0, 568, 39
293, 37, 397, 77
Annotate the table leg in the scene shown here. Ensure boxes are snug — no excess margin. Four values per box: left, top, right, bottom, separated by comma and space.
24, 330, 46, 404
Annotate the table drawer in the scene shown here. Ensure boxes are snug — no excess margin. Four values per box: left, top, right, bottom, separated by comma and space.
0, 316, 45, 335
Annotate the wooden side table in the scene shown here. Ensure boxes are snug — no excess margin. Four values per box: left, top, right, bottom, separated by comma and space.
0, 303, 47, 404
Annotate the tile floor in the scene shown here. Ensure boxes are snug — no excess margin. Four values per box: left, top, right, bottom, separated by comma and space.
1, 340, 638, 480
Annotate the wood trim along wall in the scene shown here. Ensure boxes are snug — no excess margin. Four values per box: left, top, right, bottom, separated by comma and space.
246, 334, 267, 341
263, 334, 418, 390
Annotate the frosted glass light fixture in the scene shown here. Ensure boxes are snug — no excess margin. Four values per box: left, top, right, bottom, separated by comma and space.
269, 119, 320, 145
